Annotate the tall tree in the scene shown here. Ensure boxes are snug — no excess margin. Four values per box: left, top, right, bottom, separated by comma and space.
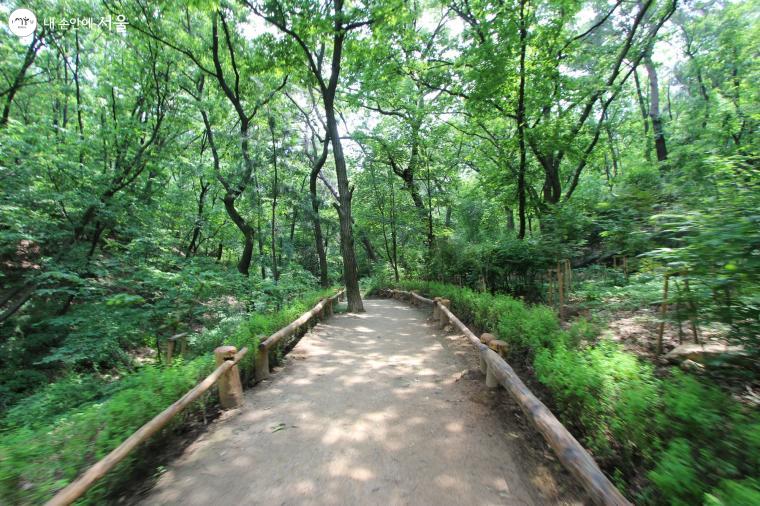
250, 0, 397, 312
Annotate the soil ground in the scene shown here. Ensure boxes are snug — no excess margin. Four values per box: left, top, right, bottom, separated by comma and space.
138, 299, 587, 505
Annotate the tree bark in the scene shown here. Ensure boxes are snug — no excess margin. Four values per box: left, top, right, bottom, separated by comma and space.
644, 55, 667, 161
269, 116, 280, 283
322, 3, 363, 312
516, 0, 528, 239
633, 67, 653, 161
1, 30, 44, 127
310, 137, 330, 287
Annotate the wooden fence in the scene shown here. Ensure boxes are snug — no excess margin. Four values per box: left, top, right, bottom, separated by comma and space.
389, 289, 631, 506
46, 290, 344, 506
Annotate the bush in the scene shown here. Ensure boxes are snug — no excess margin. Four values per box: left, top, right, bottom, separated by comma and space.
0, 288, 334, 504
386, 279, 760, 504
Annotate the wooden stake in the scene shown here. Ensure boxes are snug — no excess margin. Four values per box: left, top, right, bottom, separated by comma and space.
485, 361, 498, 389
166, 339, 175, 365
657, 274, 670, 355
684, 277, 700, 344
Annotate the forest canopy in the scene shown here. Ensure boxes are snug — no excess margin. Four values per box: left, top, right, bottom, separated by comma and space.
0, 0, 758, 504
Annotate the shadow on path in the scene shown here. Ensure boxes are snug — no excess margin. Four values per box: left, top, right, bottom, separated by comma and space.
141, 300, 585, 506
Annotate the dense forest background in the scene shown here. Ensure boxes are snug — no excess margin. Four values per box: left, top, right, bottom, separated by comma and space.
0, 0, 758, 504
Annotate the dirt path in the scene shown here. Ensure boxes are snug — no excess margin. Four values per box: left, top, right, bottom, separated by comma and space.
141, 299, 585, 505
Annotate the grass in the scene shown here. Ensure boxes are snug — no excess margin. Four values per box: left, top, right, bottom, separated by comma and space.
376, 278, 760, 505
0, 288, 335, 505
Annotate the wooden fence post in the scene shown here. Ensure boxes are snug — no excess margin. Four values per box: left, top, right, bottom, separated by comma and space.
479, 333, 495, 373
438, 299, 450, 328
433, 297, 441, 321
547, 269, 554, 307
214, 346, 244, 409
483, 349, 498, 389
255, 347, 270, 382
166, 339, 175, 365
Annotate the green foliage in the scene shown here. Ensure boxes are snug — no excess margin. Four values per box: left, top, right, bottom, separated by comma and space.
385, 279, 760, 505
648, 372, 760, 505
573, 270, 663, 311
644, 156, 760, 356
427, 235, 565, 301
704, 479, 760, 506
0, 288, 333, 504
0, 358, 213, 505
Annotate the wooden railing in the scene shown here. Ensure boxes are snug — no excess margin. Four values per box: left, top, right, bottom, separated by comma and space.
46, 290, 344, 506
389, 289, 631, 506
255, 289, 344, 381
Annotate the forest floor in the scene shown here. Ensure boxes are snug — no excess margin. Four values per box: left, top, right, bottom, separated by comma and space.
136, 299, 586, 505
566, 270, 758, 407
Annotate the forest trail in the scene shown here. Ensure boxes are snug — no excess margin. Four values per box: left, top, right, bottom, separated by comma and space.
141, 299, 583, 506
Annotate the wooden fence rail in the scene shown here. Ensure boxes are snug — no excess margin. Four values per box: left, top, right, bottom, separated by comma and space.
390, 289, 631, 506
255, 289, 344, 381
46, 290, 344, 506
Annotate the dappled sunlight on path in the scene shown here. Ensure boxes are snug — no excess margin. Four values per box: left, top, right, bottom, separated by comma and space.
141, 300, 580, 505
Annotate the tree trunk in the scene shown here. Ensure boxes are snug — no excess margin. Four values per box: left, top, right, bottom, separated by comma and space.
516, 0, 528, 240
186, 178, 210, 256
269, 117, 279, 283
644, 55, 667, 162
325, 102, 363, 311
223, 195, 255, 276
604, 118, 620, 178
310, 139, 330, 288
360, 232, 379, 262
506, 207, 515, 231
259, 0, 362, 308
633, 67, 653, 162
1, 31, 43, 128
323, 14, 363, 312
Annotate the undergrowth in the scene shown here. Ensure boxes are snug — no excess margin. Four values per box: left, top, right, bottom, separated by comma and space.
0, 288, 334, 505
377, 278, 760, 505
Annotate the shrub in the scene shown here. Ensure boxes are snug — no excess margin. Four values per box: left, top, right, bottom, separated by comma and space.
385, 279, 760, 504
0, 288, 335, 504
